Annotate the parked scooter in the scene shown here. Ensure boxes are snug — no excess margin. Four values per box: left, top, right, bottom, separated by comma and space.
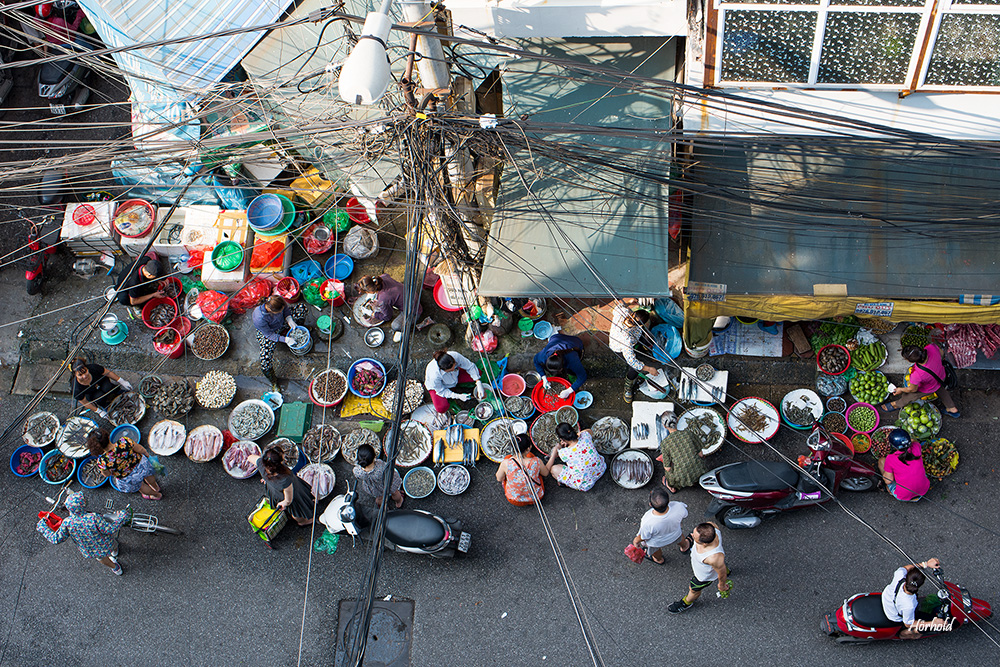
700, 423, 878, 529
20, 212, 57, 295
320, 482, 471, 558
821, 566, 992, 643
22, 1, 92, 114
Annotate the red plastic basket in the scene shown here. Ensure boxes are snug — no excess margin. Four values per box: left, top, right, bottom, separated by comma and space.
531, 376, 574, 413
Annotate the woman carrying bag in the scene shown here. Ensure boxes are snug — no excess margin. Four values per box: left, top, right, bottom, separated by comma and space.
881, 344, 959, 417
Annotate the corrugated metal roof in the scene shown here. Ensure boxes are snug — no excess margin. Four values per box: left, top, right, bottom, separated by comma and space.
80, 0, 292, 102
479, 37, 676, 298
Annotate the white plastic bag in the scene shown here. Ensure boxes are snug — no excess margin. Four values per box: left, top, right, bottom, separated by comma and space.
343, 226, 378, 259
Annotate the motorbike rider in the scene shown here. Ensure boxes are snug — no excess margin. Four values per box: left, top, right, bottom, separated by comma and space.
882, 558, 950, 638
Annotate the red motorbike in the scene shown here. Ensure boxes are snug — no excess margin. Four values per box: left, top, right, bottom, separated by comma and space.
24, 214, 57, 295
700, 423, 879, 529
822, 567, 992, 643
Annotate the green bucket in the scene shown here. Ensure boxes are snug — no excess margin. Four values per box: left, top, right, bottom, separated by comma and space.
211, 241, 244, 272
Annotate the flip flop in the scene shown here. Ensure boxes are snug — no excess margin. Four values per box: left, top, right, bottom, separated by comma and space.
644, 554, 665, 565
141, 493, 162, 501
944, 410, 961, 418
877, 401, 898, 412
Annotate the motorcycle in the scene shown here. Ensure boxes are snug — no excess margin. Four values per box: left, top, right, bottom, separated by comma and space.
21, 1, 93, 114
21, 212, 57, 295
821, 566, 992, 643
700, 423, 879, 529
320, 482, 471, 558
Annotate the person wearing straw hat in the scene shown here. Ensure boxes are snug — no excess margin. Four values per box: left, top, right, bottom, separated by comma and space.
36, 491, 130, 576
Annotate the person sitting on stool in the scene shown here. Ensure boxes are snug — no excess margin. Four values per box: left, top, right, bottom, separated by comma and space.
533, 332, 587, 399
70, 356, 131, 420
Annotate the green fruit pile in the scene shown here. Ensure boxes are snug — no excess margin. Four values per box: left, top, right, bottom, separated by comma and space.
852, 341, 886, 372
850, 371, 889, 405
897, 402, 941, 440
847, 405, 878, 432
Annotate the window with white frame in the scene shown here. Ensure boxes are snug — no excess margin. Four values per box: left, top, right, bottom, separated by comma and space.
714, 0, 1000, 89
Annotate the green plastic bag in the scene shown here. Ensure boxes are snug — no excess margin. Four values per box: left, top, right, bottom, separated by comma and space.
323, 208, 351, 232
314, 531, 340, 554
179, 274, 205, 294
301, 277, 325, 308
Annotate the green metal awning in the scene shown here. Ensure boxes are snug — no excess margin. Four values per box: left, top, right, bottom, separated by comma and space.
479, 37, 677, 298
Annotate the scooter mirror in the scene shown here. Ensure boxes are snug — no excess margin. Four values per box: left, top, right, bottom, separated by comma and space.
340, 505, 356, 523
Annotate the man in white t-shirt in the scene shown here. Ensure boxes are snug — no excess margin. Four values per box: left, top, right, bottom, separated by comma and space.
882, 557, 949, 639
631, 486, 691, 564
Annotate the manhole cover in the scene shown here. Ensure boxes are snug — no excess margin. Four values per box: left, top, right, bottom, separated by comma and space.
336, 598, 413, 667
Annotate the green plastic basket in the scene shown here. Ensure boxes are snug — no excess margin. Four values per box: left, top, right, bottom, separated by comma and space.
211, 241, 244, 272
323, 208, 351, 232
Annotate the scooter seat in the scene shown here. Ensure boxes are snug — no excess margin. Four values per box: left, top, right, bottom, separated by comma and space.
716, 461, 799, 492
385, 510, 446, 548
851, 594, 902, 629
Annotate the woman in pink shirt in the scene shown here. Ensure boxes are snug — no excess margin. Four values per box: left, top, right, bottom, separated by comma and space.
881, 344, 959, 418
878, 429, 930, 502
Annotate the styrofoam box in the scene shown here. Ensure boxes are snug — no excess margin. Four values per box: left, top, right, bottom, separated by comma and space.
201, 253, 249, 293
157, 205, 220, 256
179, 205, 222, 249
62, 202, 115, 240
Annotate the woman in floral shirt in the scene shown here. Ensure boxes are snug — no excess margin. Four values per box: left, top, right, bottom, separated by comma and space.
544, 423, 606, 491
36, 491, 129, 575
88, 429, 162, 500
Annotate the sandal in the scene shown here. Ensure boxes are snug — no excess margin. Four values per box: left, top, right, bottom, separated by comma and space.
141, 492, 162, 501
877, 401, 898, 412
944, 410, 961, 418
644, 553, 665, 565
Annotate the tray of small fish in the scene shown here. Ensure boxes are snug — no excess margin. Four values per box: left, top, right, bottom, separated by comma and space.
185, 425, 223, 462
530, 412, 559, 455
57, 416, 98, 458
403, 466, 436, 499
503, 394, 535, 420
267, 437, 301, 469
437, 464, 471, 495
302, 424, 342, 462
228, 399, 275, 441
380, 379, 425, 416
591, 416, 629, 456
148, 419, 187, 456
677, 407, 726, 456
298, 463, 336, 498
384, 420, 432, 468
480, 418, 525, 463
610, 449, 654, 489
727, 397, 780, 443
77, 456, 107, 488
22, 411, 60, 448
341, 427, 382, 465
107, 392, 145, 426
223, 441, 262, 479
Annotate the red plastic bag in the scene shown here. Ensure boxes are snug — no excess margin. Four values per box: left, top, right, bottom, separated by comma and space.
197, 290, 228, 323
624, 543, 645, 564
221, 429, 238, 456
251, 240, 286, 270
187, 248, 206, 269
229, 277, 272, 316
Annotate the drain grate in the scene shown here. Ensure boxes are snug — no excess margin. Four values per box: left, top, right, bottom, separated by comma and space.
336, 598, 413, 667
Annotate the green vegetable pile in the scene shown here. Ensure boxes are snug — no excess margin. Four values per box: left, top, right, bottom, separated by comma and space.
900, 325, 931, 349
896, 402, 941, 440
850, 371, 889, 404
809, 317, 860, 353
847, 405, 878, 432
852, 341, 886, 372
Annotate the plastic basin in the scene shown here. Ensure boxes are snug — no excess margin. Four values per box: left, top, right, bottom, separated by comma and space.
276, 194, 296, 228
346, 197, 368, 224
323, 208, 350, 231
10, 444, 43, 478
110, 423, 140, 444
247, 194, 283, 230
500, 374, 526, 397
141, 296, 178, 331
531, 376, 574, 413
348, 358, 387, 398
77, 455, 108, 489
846, 402, 880, 434
39, 449, 76, 485
573, 391, 594, 409
113, 199, 156, 238
212, 241, 244, 272
533, 321, 554, 339
324, 253, 353, 280
276, 277, 300, 302
153, 326, 184, 359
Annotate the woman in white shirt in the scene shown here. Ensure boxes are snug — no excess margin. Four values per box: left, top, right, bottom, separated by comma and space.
424, 349, 484, 413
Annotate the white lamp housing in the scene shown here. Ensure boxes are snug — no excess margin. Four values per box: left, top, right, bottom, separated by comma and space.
338, 12, 394, 105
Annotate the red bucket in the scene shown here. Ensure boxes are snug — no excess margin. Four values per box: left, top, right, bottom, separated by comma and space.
158, 276, 183, 300
276, 277, 300, 303
346, 197, 369, 225
142, 296, 178, 331
174, 316, 192, 338
72, 204, 97, 226
153, 327, 184, 359
321, 279, 345, 307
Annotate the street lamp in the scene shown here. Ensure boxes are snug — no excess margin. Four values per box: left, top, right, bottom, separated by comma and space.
338, 0, 394, 105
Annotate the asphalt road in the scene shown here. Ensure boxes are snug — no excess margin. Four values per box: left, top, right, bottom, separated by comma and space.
2, 380, 998, 667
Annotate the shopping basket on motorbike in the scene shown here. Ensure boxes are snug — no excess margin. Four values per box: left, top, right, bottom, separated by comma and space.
248, 498, 287, 548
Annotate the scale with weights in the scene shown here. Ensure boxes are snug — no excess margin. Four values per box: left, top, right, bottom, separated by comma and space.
98, 313, 128, 345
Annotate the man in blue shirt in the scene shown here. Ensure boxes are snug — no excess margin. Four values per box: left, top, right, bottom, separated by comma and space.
533, 333, 587, 399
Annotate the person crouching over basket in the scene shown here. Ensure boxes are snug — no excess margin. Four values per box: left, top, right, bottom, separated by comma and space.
88, 429, 162, 500
424, 349, 485, 413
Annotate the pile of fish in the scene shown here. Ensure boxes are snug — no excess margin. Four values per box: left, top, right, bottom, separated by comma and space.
735, 402, 770, 432
380, 379, 424, 415
160, 279, 181, 299
302, 425, 341, 462
152, 381, 194, 418
79, 457, 105, 486
108, 392, 143, 425
287, 327, 309, 348
139, 375, 162, 397
148, 303, 174, 327
298, 463, 335, 497
530, 412, 559, 454
23, 412, 59, 447
342, 428, 381, 464
192, 325, 228, 360
784, 403, 816, 427
632, 422, 651, 442
312, 369, 347, 404
682, 412, 722, 449
503, 395, 534, 419
404, 467, 435, 497
268, 438, 300, 468
438, 465, 470, 495
386, 422, 429, 466
555, 406, 578, 426
611, 453, 653, 487
185, 427, 223, 461
591, 417, 629, 455
230, 402, 272, 440
58, 417, 97, 457
148, 420, 185, 455
223, 441, 261, 478
196, 371, 236, 409
44, 454, 73, 482
484, 421, 518, 460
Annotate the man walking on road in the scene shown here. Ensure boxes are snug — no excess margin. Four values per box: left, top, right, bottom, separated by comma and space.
632, 486, 692, 564
667, 522, 731, 613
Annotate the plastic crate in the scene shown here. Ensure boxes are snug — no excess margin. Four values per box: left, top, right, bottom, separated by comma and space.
276, 401, 313, 444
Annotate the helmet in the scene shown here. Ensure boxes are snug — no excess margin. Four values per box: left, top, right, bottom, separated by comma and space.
36, 3, 53, 18
888, 428, 911, 451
